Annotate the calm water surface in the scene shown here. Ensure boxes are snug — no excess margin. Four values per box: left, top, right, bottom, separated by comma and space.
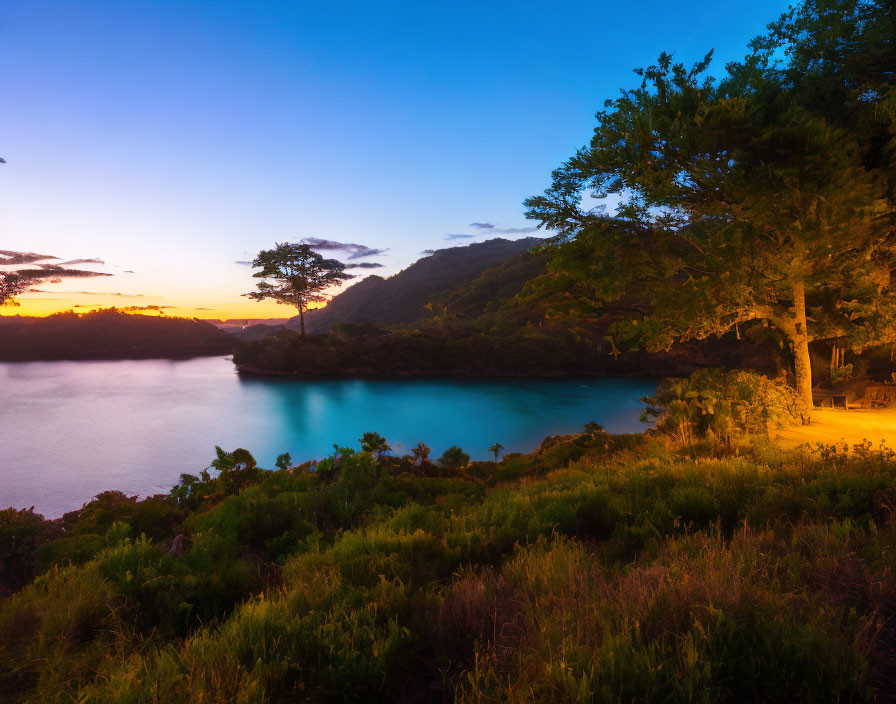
1, 356, 656, 517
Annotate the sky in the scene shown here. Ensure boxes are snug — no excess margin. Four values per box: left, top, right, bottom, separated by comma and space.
0, 0, 789, 320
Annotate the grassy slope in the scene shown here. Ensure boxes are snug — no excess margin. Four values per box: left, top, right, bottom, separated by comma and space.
3, 432, 896, 702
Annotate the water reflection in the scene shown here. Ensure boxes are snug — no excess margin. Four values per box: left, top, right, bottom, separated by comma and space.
1, 357, 656, 517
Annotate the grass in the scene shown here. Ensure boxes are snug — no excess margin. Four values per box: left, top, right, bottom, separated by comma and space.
3, 429, 896, 702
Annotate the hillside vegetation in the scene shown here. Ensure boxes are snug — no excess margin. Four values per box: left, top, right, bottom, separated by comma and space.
291, 238, 542, 334
3, 373, 896, 702
0, 309, 235, 360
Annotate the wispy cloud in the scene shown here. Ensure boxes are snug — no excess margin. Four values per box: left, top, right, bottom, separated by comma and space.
469, 222, 495, 229
420, 249, 436, 255
301, 238, 387, 260
15, 265, 113, 280
0, 250, 58, 266
494, 227, 537, 234
59, 258, 105, 266
443, 234, 475, 241
347, 262, 384, 269
235, 260, 253, 266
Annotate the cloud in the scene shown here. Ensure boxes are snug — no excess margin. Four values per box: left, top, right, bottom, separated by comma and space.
195, 307, 215, 311
15, 266, 113, 280
443, 234, 475, 240
0, 250, 59, 266
494, 227, 537, 234
120, 305, 176, 313
420, 249, 436, 255
301, 238, 387, 260
59, 258, 105, 266
469, 222, 495, 229
123, 270, 135, 274
346, 262, 384, 269
235, 260, 253, 266
59, 291, 146, 297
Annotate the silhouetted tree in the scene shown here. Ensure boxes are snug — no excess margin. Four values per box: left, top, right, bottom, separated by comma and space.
0, 272, 29, 307
359, 431, 391, 456
411, 442, 431, 465
245, 243, 352, 336
275, 452, 292, 470
488, 442, 505, 464
439, 446, 470, 470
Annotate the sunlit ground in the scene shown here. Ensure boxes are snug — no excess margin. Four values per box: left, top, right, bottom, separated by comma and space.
775, 407, 896, 449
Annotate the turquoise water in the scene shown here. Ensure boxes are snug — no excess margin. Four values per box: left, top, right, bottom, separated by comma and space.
0, 356, 656, 517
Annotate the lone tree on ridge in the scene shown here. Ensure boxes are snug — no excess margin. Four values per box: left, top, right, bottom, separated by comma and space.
245, 242, 352, 336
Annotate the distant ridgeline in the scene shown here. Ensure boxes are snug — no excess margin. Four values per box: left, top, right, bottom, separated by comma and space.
0, 309, 235, 361
288, 237, 544, 334
234, 238, 780, 377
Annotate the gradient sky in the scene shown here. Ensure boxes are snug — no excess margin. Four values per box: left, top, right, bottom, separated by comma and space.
1, 0, 789, 319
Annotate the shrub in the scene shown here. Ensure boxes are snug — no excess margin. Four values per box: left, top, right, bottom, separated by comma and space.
439, 446, 470, 469
643, 368, 805, 444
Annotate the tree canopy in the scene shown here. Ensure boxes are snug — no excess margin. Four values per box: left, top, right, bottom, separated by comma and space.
524, 0, 896, 406
0, 272, 29, 307
246, 243, 352, 336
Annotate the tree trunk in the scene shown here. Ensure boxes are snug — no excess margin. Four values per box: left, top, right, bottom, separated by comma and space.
299, 306, 306, 337
790, 281, 814, 409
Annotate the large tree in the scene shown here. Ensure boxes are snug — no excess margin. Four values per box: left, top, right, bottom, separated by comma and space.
524, 6, 895, 407
246, 242, 352, 336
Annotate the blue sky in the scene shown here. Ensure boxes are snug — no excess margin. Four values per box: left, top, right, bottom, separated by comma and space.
0, 0, 789, 318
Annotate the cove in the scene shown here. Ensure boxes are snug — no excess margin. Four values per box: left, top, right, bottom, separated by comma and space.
0, 356, 657, 517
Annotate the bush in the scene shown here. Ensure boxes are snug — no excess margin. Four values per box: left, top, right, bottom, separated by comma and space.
643, 368, 805, 445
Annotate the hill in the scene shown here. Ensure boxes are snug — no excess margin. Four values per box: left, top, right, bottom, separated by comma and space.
290, 237, 542, 333
0, 309, 236, 361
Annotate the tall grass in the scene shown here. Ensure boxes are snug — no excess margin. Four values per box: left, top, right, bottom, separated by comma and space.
3, 432, 896, 701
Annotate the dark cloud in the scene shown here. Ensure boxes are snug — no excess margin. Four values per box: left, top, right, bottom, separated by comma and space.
443, 234, 475, 241
469, 222, 495, 229
120, 305, 176, 313
59, 258, 105, 266
0, 250, 59, 266
301, 238, 387, 260
346, 262, 384, 269
15, 266, 113, 280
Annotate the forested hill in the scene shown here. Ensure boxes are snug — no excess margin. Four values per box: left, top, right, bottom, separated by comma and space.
0, 310, 236, 360
290, 237, 542, 334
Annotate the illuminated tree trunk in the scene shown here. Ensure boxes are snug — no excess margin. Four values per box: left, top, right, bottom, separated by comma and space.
298, 306, 306, 337
790, 281, 814, 409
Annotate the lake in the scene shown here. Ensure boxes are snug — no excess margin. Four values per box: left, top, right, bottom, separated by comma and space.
0, 356, 656, 517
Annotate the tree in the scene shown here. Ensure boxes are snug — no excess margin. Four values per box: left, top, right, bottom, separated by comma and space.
359, 431, 391, 456
488, 442, 504, 464
275, 452, 292, 470
0, 272, 29, 307
439, 446, 470, 470
411, 442, 431, 465
525, 43, 894, 408
245, 243, 352, 336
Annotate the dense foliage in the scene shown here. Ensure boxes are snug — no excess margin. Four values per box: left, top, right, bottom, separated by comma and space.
4, 426, 896, 702
643, 368, 807, 445
0, 309, 235, 360
524, 0, 896, 405
233, 323, 777, 378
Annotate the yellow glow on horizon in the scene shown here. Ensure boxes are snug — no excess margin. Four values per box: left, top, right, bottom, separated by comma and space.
2, 295, 324, 321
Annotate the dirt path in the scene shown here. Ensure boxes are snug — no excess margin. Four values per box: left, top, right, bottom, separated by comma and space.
775, 407, 896, 449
